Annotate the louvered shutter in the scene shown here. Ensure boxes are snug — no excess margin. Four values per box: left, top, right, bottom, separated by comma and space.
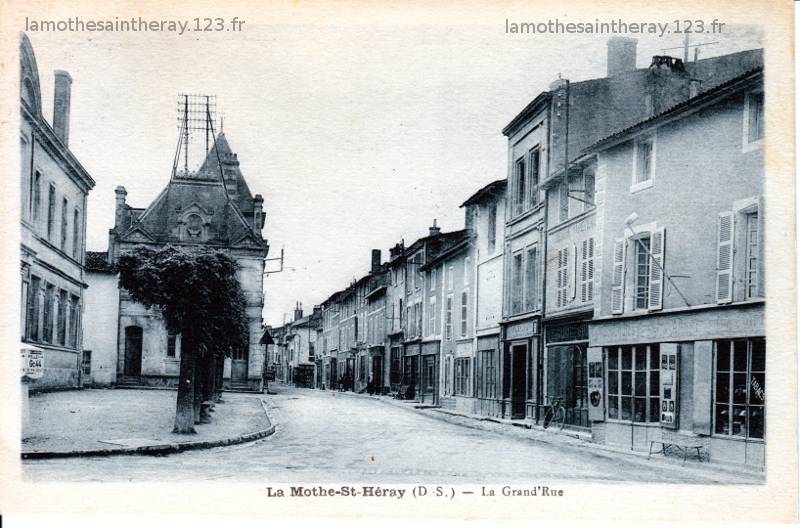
580, 240, 588, 303
587, 238, 595, 301
648, 228, 665, 310
571, 244, 578, 300
611, 238, 625, 314
716, 212, 734, 304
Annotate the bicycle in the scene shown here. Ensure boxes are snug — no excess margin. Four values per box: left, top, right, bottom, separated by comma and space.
542, 396, 566, 430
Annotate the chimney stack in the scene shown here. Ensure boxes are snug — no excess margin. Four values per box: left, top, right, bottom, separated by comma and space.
429, 219, 441, 237
114, 186, 127, 228
606, 37, 638, 77
294, 301, 303, 322
53, 70, 72, 146
253, 194, 264, 231
371, 249, 382, 273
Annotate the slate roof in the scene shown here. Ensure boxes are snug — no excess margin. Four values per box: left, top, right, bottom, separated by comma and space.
460, 179, 507, 207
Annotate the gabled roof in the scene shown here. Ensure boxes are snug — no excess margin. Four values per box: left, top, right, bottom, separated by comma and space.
461, 179, 507, 207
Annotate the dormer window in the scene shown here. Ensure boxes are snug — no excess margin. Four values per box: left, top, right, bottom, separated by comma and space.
186, 214, 203, 238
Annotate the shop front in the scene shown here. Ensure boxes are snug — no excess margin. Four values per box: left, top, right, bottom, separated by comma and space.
369, 346, 385, 394
500, 317, 540, 421
475, 333, 502, 417
402, 342, 421, 400
589, 302, 765, 468
544, 316, 591, 430
420, 341, 440, 405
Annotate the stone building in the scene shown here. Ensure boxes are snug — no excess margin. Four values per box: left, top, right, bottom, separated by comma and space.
20, 34, 95, 390
584, 68, 765, 467
89, 131, 269, 391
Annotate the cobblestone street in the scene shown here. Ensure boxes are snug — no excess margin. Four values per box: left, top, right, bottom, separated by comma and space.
24, 386, 761, 484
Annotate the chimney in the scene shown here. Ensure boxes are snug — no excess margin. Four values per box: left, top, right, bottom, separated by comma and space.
114, 186, 127, 229
371, 249, 382, 273
294, 301, 303, 321
429, 219, 441, 237
253, 194, 264, 231
464, 205, 477, 234
606, 37, 638, 77
53, 70, 72, 146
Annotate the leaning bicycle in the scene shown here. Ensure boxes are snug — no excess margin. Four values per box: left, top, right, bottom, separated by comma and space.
542, 396, 566, 430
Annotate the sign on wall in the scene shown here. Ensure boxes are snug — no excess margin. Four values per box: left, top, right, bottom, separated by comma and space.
659, 343, 679, 429
20, 347, 44, 380
587, 346, 604, 421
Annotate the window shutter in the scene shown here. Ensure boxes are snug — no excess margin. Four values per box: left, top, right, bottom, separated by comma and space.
580, 240, 588, 303
648, 228, 665, 310
716, 212, 734, 304
611, 238, 625, 314
587, 237, 595, 301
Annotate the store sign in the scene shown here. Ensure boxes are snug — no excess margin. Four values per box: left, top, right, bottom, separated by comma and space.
506, 320, 538, 340
546, 322, 589, 344
587, 346, 604, 421
659, 343, 679, 429
20, 348, 44, 380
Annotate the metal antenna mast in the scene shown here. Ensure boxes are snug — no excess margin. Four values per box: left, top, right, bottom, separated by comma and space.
174, 94, 217, 179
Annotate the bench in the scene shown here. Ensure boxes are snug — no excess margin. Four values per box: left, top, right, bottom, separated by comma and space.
648, 431, 709, 464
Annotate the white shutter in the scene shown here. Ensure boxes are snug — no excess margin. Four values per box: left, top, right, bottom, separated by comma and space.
572, 243, 578, 300
580, 240, 588, 303
716, 212, 734, 304
648, 228, 665, 310
587, 237, 595, 302
611, 238, 625, 314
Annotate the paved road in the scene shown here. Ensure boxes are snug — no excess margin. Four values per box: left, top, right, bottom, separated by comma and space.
23, 385, 760, 483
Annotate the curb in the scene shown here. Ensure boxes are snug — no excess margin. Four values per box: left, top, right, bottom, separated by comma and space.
22, 398, 275, 460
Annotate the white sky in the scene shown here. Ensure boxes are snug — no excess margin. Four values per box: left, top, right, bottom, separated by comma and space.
24, 9, 762, 327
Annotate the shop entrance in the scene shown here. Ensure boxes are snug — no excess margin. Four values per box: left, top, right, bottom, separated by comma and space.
420, 354, 439, 405
546, 343, 589, 429
371, 355, 384, 392
511, 343, 528, 419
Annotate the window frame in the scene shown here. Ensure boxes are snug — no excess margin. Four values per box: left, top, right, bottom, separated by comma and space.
514, 156, 526, 216
633, 235, 652, 311
445, 294, 453, 341
742, 90, 764, 152
745, 212, 760, 299
712, 338, 765, 440
631, 133, 656, 193
460, 290, 469, 338
528, 146, 541, 208
455, 357, 471, 396
605, 344, 660, 423
47, 183, 56, 241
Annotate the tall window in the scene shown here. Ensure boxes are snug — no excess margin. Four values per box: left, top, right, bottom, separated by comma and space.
529, 147, 540, 207
511, 252, 523, 314
47, 184, 56, 240
42, 284, 54, 343
606, 344, 660, 423
487, 204, 497, 253
26, 276, 40, 341
69, 295, 80, 347
460, 291, 468, 337
57, 289, 67, 345
416, 301, 423, 337
714, 338, 765, 439
746, 92, 764, 144
61, 198, 69, 250
634, 237, 651, 310
447, 266, 454, 291
514, 157, 526, 216
72, 208, 81, 259
167, 334, 177, 358
464, 257, 470, 285
428, 297, 436, 336
479, 350, 496, 398
445, 295, 453, 340
634, 135, 654, 185
455, 358, 471, 396
31, 170, 41, 221
430, 268, 437, 291
524, 247, 538, 311
746, 213, 759, 298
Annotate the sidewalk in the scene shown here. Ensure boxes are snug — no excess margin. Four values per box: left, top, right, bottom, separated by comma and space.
327, 388, 765, 482
22, 389, 274, 459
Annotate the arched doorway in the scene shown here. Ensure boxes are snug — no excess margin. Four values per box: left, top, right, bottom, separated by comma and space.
124, 326, 143, 377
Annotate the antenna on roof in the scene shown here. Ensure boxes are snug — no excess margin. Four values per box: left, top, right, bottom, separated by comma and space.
173, 93, 217, 180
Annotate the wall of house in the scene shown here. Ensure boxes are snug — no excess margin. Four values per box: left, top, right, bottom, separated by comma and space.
475, 194, 505, 333
596, 90, 764, 318
83, 271, 119, 386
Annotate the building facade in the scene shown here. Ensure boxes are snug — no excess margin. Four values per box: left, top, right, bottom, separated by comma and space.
20, 34, 95, 390
92, 132, 269, 391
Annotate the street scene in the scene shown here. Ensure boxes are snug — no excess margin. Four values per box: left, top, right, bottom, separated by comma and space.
18, 15, 769, 490
23, 385, 761, 484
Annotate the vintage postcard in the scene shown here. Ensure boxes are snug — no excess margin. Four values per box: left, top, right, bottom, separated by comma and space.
0, 0, 796, 524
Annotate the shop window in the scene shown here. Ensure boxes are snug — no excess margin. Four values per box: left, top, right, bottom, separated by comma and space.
455, 358, 471, 396
606, 344, 660, 423
478, 350, 496, 398
390, 348, 402, 385
713, 338, 765, 440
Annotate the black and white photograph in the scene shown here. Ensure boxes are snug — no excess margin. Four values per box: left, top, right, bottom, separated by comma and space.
1, 0, 796, 525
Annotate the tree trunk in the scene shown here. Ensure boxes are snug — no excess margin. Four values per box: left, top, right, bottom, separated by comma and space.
214, 355, 225, 402
173, 334, 197, 434
193, 350, 203, 424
